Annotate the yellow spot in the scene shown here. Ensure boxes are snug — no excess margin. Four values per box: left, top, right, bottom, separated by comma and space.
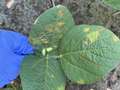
77, 80, 85, 84
87, 31, 100, 44
112, 35, 119, 42
57, 21, 64, 27
30, 37, 41, 45
58, 85, 65, 90
58, 10, 64, 17
46, 25, 54, 32
54, 27, 59, 32
47, 28, 54, 32
84, 28, 90, 33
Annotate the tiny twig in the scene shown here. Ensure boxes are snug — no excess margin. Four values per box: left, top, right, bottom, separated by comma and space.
50, 0, 55, 7
106, 11, 120, 28
106, 18, 112, 28
113, 11, 120, 16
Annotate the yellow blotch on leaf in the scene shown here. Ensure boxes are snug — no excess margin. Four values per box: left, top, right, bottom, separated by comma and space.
57, 21, 65, 27
46, 25, 54, 32
77, 79, 85, 84
57, 85, 65, 90
112, 35, 119, 42
84, 28, 90, 33
29, 37, 41, 45
87, 31, 100, 44
58, 10, 64, 17
47, 28, 54, 32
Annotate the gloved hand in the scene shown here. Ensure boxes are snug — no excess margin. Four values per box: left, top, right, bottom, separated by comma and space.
0, 28, 34, 88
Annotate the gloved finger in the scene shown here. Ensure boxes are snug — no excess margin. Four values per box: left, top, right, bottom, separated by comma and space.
0, 54, 24, 88
14, 35, 34, 55
0, 80, 8, 88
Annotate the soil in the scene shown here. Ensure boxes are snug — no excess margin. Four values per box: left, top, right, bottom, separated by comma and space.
0, 0, 120, 90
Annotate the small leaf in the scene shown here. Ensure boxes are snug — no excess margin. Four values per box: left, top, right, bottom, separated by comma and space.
103, 0, 120, 10
30, 5, 74, 48
59, 25, 120, 84
21, 55, 66, 90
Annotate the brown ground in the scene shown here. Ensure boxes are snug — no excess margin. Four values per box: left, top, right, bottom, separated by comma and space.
0, 0, 120, 90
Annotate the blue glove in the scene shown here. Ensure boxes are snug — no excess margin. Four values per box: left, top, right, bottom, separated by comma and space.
0, 28, 34, 88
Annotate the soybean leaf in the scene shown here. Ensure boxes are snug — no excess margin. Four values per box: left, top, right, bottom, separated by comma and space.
59, 25, 120, 84
30, 5, 74, 48
21, 55, 65, 90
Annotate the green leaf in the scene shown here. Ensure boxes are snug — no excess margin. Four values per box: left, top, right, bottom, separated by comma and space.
103, 0, 120, 10
20, 55, 66, 90
59, 25, 120, 84
30, 5, 74, 48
